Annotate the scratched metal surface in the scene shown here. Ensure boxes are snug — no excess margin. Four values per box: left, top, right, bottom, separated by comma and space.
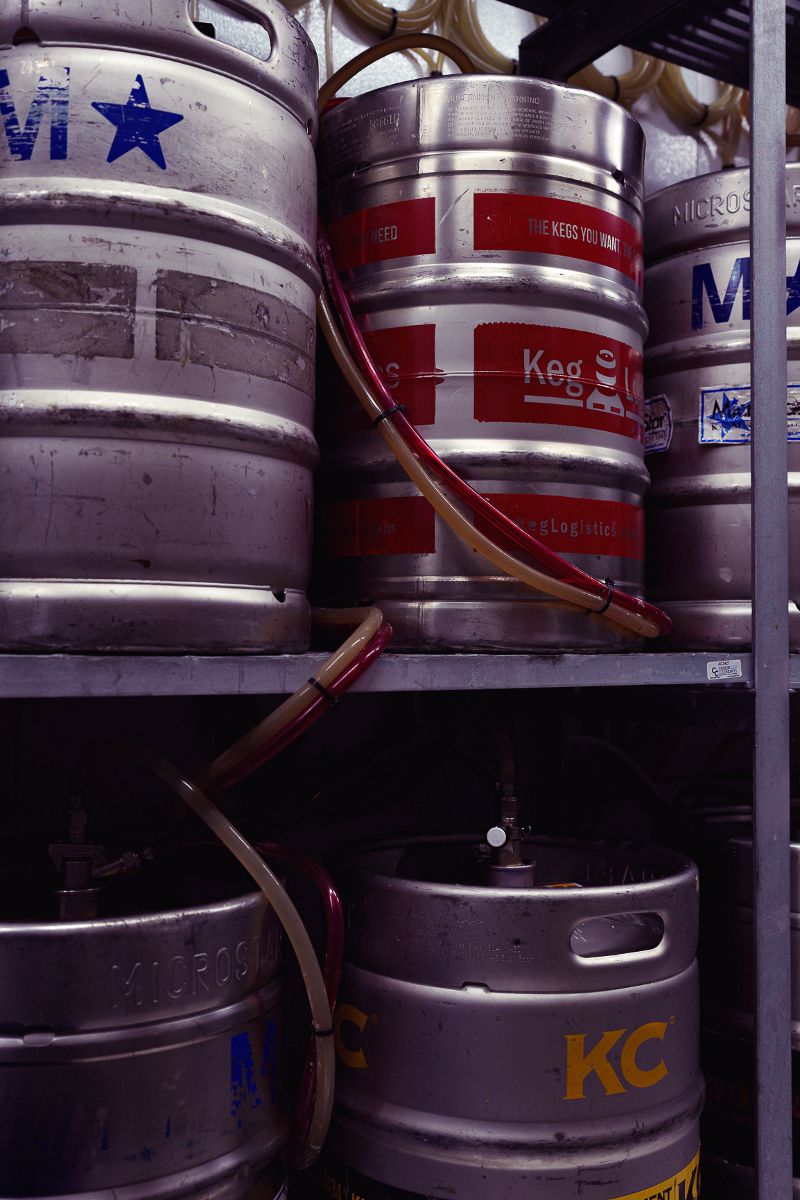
198, 0, 747, 193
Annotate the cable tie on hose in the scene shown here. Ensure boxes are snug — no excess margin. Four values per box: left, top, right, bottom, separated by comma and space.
308, 677, 338, 707
382, 7, 399, 38
693, 103, 710, 127
596, 578, 616, 615
374, 402, 406, 425
312, 1022, 335, 1037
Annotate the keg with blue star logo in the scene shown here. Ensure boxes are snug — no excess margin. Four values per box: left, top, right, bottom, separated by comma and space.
0, 0, 320, 654
646, 165, 800, 649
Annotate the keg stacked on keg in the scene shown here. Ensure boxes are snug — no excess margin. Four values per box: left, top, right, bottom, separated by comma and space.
645, 165, 800, 648
317, 76, 649, 651
0, 863, 287, 1199
0, 0, 319, 651
321, 836, 702, 1200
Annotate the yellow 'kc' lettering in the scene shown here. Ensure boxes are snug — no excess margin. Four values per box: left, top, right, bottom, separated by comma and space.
334, 1003, 369, 1069
564, 1021, 669, 1100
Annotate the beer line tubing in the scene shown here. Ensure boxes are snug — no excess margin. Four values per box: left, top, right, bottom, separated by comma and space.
201, 606, 387, 792
140, 755, 337, 1170
317, 234, 670, 639
207, 621, 393, 792
258, 842, 345, 1158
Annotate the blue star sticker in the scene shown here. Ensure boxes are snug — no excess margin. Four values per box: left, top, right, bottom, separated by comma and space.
787, 260, 800, 316
92, 75, 183, 170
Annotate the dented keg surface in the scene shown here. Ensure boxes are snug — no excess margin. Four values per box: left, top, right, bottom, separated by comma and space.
0, 855, 287, 1199
700, 837, 800, 1196
317, 76, 648, 651
0, 0, 319, 651
645, 164, 800, 648
319, 836, 702, 1200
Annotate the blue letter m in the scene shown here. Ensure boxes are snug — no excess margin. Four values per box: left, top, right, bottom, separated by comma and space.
691, 257, 751, 330
0, 66, 69, 161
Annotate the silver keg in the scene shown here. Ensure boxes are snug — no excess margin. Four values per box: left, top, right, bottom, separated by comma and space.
321, 835, 701, 1199
701, 836, 800, 1196
317, 76, 648, 651
645, 165, 800, 648
0, 0, 319, 651
0, 861, 287, 1198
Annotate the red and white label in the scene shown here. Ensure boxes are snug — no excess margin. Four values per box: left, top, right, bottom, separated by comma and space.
328, 324, 440, 431
473, 194, 643, 286
473, 322, 644, 442
482, 494, 643, 561
366, 325, 440, 425
322, 493, 642, 560
322, 496, 435, 557
326, 198, 436, 271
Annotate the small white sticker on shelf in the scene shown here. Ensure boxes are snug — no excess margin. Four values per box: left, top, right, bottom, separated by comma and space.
706, 658, 743, 681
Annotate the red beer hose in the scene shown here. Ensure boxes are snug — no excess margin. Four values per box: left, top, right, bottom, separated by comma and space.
210, 621, 393, 792
317, 232, 672, 638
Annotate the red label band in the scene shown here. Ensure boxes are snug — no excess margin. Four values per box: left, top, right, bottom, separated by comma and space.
473, 193, 643, 286
322, 496, 436, 557
473, 322, 644, 442
365, 325, 440, 425
328, 324, 440, 431
326, 198, 436, 270
482, 494, 643, 561
323, 494, 643, 560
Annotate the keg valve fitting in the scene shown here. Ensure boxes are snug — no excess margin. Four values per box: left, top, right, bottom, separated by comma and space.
49, 798, 105, 920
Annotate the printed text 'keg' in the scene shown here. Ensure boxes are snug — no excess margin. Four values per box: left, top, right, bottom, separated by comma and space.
317, 75, 649, 651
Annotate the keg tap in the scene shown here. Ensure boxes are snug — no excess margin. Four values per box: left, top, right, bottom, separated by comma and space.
49, 796, 152, 919
483, 716, 535, 887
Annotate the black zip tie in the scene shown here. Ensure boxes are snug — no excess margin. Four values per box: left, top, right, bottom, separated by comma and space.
308, 676, 338, 707
693, 102, 710, 127
374, 401, 406, 425
313, 1023, 335, 1037
596, 578, 616, 615
382, 7, 399, 37
611, 75, 621, 103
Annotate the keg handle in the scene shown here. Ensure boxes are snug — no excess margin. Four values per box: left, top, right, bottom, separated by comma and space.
185, 0, 317, 131
533, 872, 698, 976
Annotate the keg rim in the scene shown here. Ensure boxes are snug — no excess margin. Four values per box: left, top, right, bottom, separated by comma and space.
320, 72, 644, 135
329, 831, 697, 895
645, 162, 800, 262
0, 883, 269, 934
319, 74, 645, 208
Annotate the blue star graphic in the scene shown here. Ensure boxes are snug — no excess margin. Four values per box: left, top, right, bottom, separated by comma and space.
92, 75, 183, 170
787, 261, 800, 316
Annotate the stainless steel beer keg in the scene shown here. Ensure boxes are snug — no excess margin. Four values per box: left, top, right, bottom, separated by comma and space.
0, 858, 287, 1198
0, 0, 319, 651
701, 836, 800, 1196
645, 165, 800, 647
321, 835, 701, 1200
318, 76, 648, 651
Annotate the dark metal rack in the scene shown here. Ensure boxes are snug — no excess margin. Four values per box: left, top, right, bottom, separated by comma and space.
508, 0, 800, 109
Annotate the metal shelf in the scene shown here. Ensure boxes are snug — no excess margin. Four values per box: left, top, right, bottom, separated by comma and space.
0, 651, 758, 698
508, 0, 800, 106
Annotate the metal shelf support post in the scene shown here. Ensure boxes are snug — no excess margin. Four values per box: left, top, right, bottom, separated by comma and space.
751, 0, 793, 1194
